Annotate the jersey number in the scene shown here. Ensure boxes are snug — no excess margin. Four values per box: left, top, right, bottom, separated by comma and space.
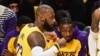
16, 43, 23, 56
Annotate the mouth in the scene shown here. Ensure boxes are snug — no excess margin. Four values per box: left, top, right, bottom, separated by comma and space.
64, 37, 71, 42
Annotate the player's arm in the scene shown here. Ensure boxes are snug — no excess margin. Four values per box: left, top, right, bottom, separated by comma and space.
88, 7, 100, 56
88, 8, 100, 41
28, 31, 66, 56
91, 8, 100, 33
44, 31, 58, 42
28, 31, 58, 56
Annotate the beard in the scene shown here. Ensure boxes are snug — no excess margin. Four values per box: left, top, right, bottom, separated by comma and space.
43, 21, 56, 32
66, 37, 73, 43
65, 36, 74, 43
62, 36, 73, 43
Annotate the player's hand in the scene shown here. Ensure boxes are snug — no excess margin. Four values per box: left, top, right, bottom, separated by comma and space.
45, 31, 58, 42
1, 49, 13, 56
57, 38, 66, 48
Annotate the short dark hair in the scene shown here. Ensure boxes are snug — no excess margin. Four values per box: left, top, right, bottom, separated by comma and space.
6, 0, 20, 6
17, 16, 33, 27
60, 17, 74, 27
55, 10, 71, 26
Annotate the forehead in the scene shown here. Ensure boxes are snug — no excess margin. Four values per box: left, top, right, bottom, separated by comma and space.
9, 3, 18, 6
46, 9, 54, 14
44, 9, 54, 19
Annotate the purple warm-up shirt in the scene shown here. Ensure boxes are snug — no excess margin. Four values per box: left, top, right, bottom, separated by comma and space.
0, 5, 17, 54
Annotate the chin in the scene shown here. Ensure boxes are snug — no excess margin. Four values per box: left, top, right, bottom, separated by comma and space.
67, 38, 73, 43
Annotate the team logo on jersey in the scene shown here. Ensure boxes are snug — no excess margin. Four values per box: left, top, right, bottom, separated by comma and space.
16, 43, 23, 56
57, 51, 76, 56
20, 33, 24, 40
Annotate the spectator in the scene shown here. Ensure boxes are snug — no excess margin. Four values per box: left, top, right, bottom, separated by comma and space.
7, 0, 21, 17
56, 17, 81, 56
1, 16, 33, 56
54, 10, 88, 56
0, 5, 17, 54
16, 4, 66, 56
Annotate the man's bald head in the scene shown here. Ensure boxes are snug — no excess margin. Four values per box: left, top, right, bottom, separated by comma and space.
36, 4, 54, 19
35, 4, 56, 32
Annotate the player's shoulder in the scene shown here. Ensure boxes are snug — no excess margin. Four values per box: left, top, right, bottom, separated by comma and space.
29, 31, 43, 37
28, 30, 44, 41
22, 23, 36, 29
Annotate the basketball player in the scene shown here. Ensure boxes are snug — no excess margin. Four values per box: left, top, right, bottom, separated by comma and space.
16, 4, 66, 56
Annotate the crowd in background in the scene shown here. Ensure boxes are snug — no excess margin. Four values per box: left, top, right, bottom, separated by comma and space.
0, 0, 98, 26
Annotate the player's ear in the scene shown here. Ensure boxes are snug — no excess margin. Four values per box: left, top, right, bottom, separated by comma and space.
40, 14, 46, 23
16, 26, 20, 32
